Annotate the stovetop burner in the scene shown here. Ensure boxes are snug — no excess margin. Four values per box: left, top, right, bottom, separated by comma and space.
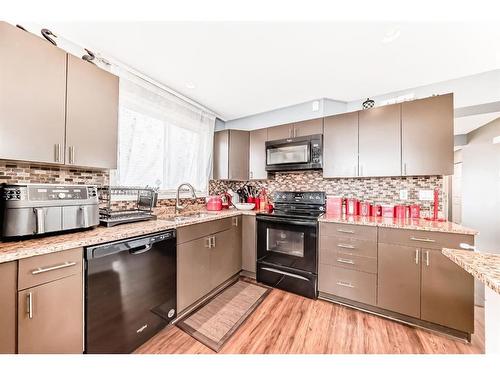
258, 191, 326, 220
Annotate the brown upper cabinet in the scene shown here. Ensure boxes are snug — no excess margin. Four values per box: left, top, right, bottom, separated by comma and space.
266, 118, 323, 141
0, 22, 119, 169
0, 21, 66, 164
402, 93, 454, 176
249, 128, 268, 180
213, 130, 249, 180
358, 104, 401, 177
323, 112, 359, 177
66, 54, 119, 169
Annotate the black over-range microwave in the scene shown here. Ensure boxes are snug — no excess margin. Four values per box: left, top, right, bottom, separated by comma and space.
265, 134, 323, 172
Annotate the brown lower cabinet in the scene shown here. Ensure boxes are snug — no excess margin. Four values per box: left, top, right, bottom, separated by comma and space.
177, 216, 242, 312
377, 243, 421, 318
17, 248, 84, 354
0, 261, 17, 354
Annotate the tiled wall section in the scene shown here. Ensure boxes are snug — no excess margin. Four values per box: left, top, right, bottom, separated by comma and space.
209, 171, 445, 215
0, 160, 109, 185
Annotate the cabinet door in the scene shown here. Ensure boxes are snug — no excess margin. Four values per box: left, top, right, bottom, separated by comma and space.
378, 243, 421, 318
228, 130, 249, 180
66, 54, 119, 169
0, 261, 17, 354
293, 118, 323, 137
213, 130, 229, 179
267, 124, 293, 141
0, 21, 66, 164
177, 236, 212, 312
18, 274, 83, 354
402, 94, 453, 176
241, 215, 257, 273
421, 248, 474, 332
249, 128, 268, 180
210, 225, 241, 289
359, 104, 401, 177
323, 112, 359, 177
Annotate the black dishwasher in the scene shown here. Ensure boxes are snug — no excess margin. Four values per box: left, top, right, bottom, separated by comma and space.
84, 229, 176, 354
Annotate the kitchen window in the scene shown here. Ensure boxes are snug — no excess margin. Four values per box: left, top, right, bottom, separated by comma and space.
112, 76, 215, 196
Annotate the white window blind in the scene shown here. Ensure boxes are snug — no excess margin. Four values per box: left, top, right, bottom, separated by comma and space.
112, 76, 215, 196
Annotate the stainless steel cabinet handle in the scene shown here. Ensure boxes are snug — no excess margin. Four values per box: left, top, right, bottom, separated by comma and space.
403, 163, 407, 176
337, 244, 355, 249
261, 267, 309, 281
27, 292, 33, 319
410, 237, 436, 243
31, 261, 77, 275
54, 144, 61, 162
360, 164, 364, 176
294, 128, 297, 137
336, 281, 354, 288
415, 249, 420, 264
337, 258, 355, 265
249, 171, 253, 179
337, 229, 355, 234
425, 250, 430, 266
205, 237, 211, 248
232, 217, 238, 227
211, 235, 216, 248
68, 146, 76, 164
354, 164, 357, 176
34, 208, 45, 234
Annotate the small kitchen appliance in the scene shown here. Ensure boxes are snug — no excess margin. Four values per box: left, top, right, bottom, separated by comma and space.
206, 196, 223, 211
1, 183, 99, 238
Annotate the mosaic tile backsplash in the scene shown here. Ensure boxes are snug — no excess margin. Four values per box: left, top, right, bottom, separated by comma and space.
209, 171, 445, 216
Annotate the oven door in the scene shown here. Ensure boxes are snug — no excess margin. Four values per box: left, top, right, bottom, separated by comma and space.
256, 215, 317, 273
265, 139, 311, 171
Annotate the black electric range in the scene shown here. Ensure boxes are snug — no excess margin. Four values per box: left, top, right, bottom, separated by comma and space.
256, 191, 325, 299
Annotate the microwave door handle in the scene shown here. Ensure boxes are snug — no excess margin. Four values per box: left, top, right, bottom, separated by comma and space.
80, 206, 89, 227
34, 208, 45, 234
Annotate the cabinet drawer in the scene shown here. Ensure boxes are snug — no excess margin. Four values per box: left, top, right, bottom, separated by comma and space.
378, 227, 474, 250
320, 223, 377, 241
319, 264, 377, 305
320, 250, 377, 274
177, 217, 235, 244
18, 248, 82, 290
320, 235, 377, 258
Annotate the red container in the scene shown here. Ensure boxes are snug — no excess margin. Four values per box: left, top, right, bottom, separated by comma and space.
206, 196, 222, 211
381, 205, 394, 218
373, 205, 382, 217
410, 204, 421, 218
253, 197, 260, 211
394, 205, 407, 219
327, 196, 343, 215
346, 198, 359, 215
266, 203, 274, 213
359, 202, 372, 217
247, 196, 255, 204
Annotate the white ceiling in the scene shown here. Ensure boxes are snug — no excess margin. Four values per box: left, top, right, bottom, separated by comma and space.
45, 21, 500, 120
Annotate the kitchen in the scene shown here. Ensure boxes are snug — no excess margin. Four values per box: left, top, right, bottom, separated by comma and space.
1, 3, 500, 373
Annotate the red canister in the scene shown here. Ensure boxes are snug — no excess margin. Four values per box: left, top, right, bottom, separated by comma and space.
381, 205, 394, 218
373, 205, 382, 217
253, 197, 260, 211
346, 198, 359, 215
359, 202, 372, 216
410, 204, 421, 218
206, 196, 223, 211
327, 196, 343, 215
394, 205, 406, 219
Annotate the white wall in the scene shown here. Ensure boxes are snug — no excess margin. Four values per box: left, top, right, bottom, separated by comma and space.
224, 98, 347, 130
461, 117, 500, 305
347, 69, 500, 112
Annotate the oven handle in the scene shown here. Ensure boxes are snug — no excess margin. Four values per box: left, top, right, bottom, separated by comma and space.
256, 215, 317, 227
261, 267, 310, 281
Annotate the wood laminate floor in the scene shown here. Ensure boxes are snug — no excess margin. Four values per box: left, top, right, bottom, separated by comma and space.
136, 284, 485, 354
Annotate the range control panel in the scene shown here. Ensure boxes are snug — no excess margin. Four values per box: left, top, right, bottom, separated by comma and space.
1, 184, 98, 201
273, 191, 326, 204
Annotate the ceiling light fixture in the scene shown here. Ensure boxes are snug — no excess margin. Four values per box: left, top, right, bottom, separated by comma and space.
185, 82, 196, 89
382, 27, 401, 44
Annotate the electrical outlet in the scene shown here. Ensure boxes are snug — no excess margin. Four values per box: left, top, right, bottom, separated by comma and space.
399, 189, 408, 200
418, 189, 434, 201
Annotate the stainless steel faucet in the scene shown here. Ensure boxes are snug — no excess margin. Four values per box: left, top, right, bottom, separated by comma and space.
175, 183, 197, 214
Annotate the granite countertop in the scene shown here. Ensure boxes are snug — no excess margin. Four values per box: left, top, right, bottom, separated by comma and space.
0, 209, 256, 264
442, 248, 500, 295
318, 214, 478, 235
